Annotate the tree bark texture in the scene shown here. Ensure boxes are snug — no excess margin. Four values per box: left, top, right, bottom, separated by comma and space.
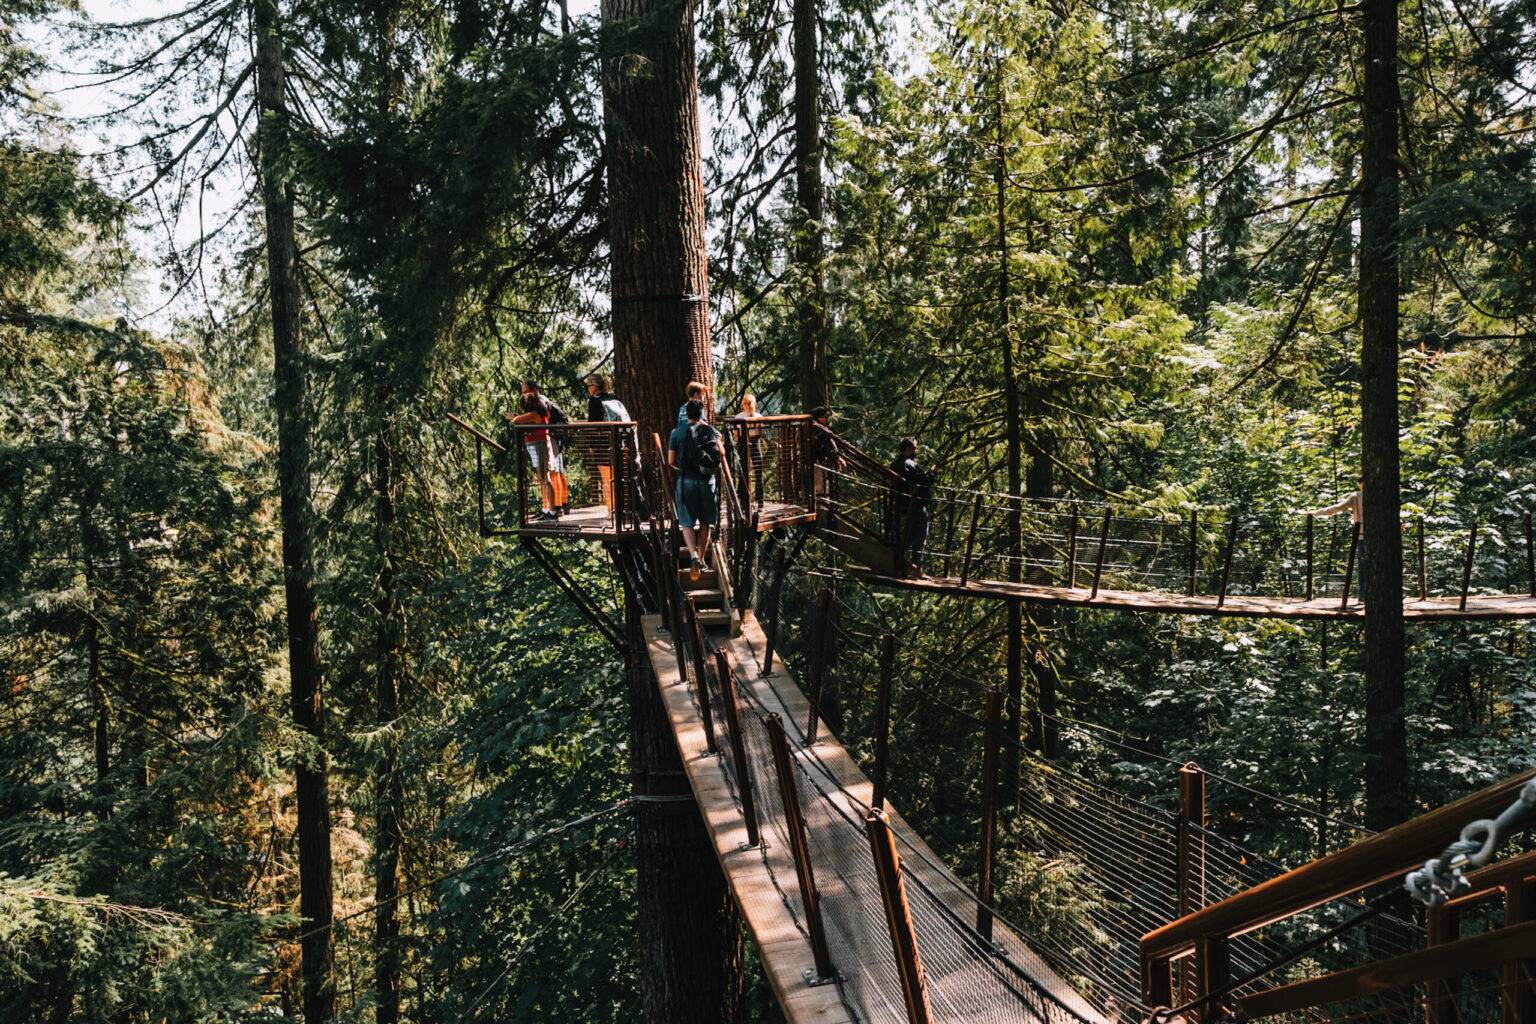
255, 2, 337, 1017
1358, 0, 1410, 831
793, 0, 826, 409
602, 2, 743, 1019
604, 0, 713, 447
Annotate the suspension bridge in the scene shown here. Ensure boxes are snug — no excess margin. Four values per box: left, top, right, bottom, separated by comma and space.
448, 411, 1536, 1023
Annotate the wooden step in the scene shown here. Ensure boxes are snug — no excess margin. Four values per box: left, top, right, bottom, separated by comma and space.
679, 569, 719, 589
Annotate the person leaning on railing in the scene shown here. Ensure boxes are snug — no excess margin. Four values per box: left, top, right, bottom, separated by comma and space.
522, 380, 570, 515
507, 392, 559, 521
733, 393, 765, 505
583, 373, 633, 514
809, 405, 845, 503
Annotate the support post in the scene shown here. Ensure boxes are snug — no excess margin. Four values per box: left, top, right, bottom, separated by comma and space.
686, 597, 719, 754
866, 810, 934, 1024
1340, 520, 1360, 611
805, 588, 833, 743
1459, 520, 1477, 612
959, 493, 983, 587
1425, 905, 1461, 1024
1216, 516, 1238, 608
714, 650, 759, 848
1304, 513, 1314, 601
977, 686, 1002, 942
1175, 763, 1207, 1008
1088, 506, 1112, 599
1505, 876, 1535, 1024
762, 545, 788, 677
611, 423, 623, 531
1418, 517, 1428, 601
1065, 502, 1079, 588
1195, 936, 1232, 1024
1187, 509, 1199, 597
515, 425, 528, 529
872, 633, 895, 810
766, 714, 836, 982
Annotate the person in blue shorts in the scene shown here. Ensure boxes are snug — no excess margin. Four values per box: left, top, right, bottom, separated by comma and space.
668, 399, 724, 580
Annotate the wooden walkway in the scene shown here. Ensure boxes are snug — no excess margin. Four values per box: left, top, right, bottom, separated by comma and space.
841, 569, 1536, 621
645, 613, 1103, 1024
512, 499, 814, 540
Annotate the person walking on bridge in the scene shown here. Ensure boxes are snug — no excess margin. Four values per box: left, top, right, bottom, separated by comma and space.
890, 437, 935, 575
669, 399, 724, 580
809, 405, 845, 507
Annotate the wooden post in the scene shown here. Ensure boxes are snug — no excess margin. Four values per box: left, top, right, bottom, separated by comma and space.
959, 493, 983, 587
1065, 502, 1079, 588
977, 687, 1002, 942
1418, 517, 1428, 601
1187, 509, 1199, 597
1340, 520, 1360, 611
515, 425, 528, 528
1195, 935, 1232, 1024
806, 588, 833, 743
1525, 512, 1534, 598
1459, 520, 1477, 612
766, 714, 836, 982
1088, 506, 1112, 599
762, 546, 788, 677
1425, 905, 1462, 1024
715, 650, 759, 848
866, 809, 934, 1024
475, 437, 486, 538
1304, 513, 1314, 601
1176, 763, 1207, 1008
872, 633, 895, 810
1216, 516, 1238, 608
611, 423, 623, 530
941, 496, 958, 578
1504, 876, 1534, 1024
686, 597, 718, 755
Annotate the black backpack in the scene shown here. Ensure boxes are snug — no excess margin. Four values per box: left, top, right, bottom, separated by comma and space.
542, 397, 569, 425
681, 424, 720, 477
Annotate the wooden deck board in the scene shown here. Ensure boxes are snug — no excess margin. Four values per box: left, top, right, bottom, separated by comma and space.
512, 500, 815, 540
844, 569, 1536, 622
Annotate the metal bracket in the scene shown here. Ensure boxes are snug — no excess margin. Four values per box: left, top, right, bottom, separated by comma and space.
802, 968, 839, 988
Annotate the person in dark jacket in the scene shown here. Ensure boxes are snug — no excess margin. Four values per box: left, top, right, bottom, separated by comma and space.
890, 437, 934, 575
809, 405, 845, 504
584, 374, 632, 513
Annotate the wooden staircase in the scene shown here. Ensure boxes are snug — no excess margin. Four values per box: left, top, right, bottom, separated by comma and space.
678, 540, 742, 635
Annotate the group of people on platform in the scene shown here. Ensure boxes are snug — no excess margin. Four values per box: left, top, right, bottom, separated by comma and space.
507, 377, 939, 577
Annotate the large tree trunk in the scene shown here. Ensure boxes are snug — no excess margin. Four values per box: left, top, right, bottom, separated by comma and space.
994, 62, 1026, 801
254, 2, 336, 1018
373, 412, 404, 1024
602, 1, 743, 1020
792, 0, 826, 409
1358, 0, 1409, 831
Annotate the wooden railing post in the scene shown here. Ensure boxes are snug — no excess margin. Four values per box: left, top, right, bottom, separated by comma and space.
873, 633, 895, 810
959, 494, 984, 587
1216, 516, 1238, 608
611, 423, 623, 531
1418, 517, 1428, 601
977, 686, 1002, 942
1176, 763, 1207, 1008
515, 424, 528, 528
1425, 904, 1462, 1024
685, 597, 719, 755
806, 588, 833, 743
1187, 509, 1199, 597
1195, 936, 1232, 1024
1304, 513, 1314, 601
1525, 512, 1535, 598
766, 713, 836, 982
1459, 520, 1477, 612
714, 650, 759, 848
1065, 502, 1079, 588
867, 809, 935, 1024
1505, 876, 1535, 1024
1089, 507, 1112, 599
1340, 520, 1361, 611
762, 545, 788, 677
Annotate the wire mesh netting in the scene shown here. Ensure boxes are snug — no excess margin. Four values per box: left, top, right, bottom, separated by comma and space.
481, 423, 643, 533
721, 416, 816, 518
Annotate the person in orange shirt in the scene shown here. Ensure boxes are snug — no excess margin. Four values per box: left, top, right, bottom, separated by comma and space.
508, 393, 558, 521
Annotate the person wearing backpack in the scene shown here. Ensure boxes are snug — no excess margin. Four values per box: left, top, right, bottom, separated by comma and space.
677, 380, 709, 429
890, 437, 935, 575
584, 374, 633, 513
668, 399, 724, 580
523, 380, 570, 514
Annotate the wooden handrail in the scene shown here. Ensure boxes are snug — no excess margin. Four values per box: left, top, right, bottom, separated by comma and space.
445, 412, 506, 452
1142, 767, 1536, 959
